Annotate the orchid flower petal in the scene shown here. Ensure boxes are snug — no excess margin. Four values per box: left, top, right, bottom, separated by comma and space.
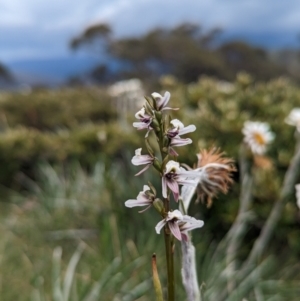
125, 199, 149, 207
170, 137, 192, 147
168, 221, 182, 241
178, 125, 196, 135
155, 220, 167, 234
132, 154, 153, 166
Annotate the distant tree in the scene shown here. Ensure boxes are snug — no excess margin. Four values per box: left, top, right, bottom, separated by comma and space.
108, 23, 228, 82
70, 23, 112, 55
70, 22, 291, 83
219, 41, 286, 80
0, 63, 13, 83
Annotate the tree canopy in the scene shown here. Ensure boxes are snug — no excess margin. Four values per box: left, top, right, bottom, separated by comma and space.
0, 62, 13, 83
70, 22, 293, 83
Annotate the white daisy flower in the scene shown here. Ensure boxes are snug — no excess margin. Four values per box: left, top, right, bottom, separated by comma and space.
285, 108, 300, 132
242, 121, 275, 155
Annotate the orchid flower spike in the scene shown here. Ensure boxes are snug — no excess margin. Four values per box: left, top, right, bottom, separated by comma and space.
155, 210, 204, 241
131, 148, 154, 176
125, 185, 155, 213
162, 160, 201, 202
242, 121, 275, 155
151, 91, 178, 111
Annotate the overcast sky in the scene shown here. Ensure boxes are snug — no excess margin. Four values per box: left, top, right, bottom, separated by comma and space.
1, 0, 300, 62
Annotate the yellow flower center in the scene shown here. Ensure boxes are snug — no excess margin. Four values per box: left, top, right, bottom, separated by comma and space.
253, 132, 265, 145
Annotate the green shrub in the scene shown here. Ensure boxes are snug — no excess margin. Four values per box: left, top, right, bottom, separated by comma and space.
0, 87, 117, 130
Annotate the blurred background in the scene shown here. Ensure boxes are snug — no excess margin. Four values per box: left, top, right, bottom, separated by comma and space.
1, 1, 300, 300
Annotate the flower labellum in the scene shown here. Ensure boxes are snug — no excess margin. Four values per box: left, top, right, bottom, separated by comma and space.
162, 160, 200, 202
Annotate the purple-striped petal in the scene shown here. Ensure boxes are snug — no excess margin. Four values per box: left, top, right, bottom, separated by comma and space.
166, 179, 179, 195
166, 179, 180, 202
168, 221, 182, 241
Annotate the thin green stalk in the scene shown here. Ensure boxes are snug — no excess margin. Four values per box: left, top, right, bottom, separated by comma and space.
160, 140, 175, 301
164, 222, 175, 301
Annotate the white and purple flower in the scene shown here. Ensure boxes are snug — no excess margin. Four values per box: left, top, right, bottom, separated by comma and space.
133, 107, 153, 136
162, 160, 200, 202
125, 185, 155, 212
155, 210, 204, 241
132, 148, 154, 176
151, 91, 178, 111
167, 119, 196, 155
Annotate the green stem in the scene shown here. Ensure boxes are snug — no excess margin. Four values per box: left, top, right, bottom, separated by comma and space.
158, 120, 175, 301
164, 212, 175, 301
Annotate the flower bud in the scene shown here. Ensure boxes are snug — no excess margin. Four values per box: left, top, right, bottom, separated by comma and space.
144, 96, 154, 109
154, 111, 162, 123
151, 119, 161, 133
163, 135, 170, 148
145, 138, 155, 157
153, 158, 162, 172
153, 198, 164, 214
144, 101, 153, 115
162, 147, 169, 154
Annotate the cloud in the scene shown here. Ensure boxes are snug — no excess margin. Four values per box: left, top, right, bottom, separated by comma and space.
0, 0, 300, 61
88, 0, 300, 34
